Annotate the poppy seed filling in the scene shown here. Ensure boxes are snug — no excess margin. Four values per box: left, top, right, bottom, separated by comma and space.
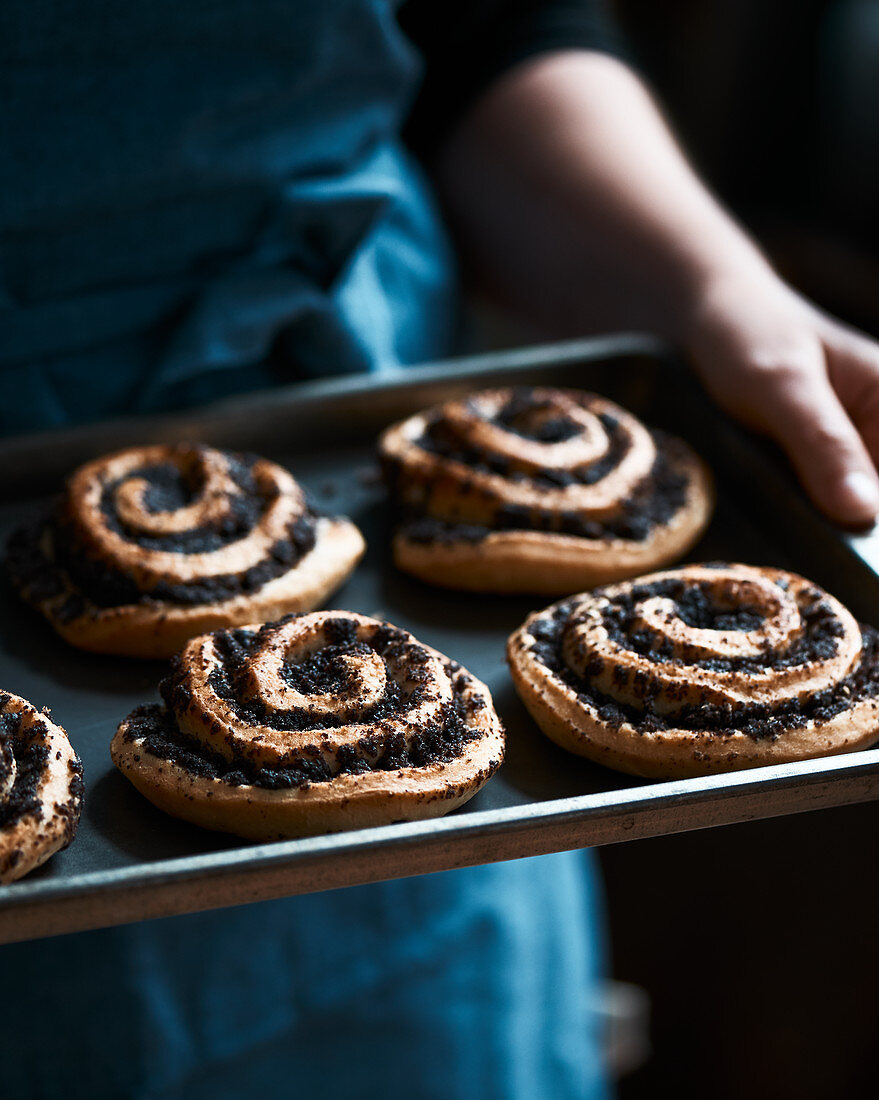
6, 454, 320, 615
394, 433, 691, 544
124, 616, 486, 790
527, 596, 879, 741
0, 703, 49, 828
592, 577, 845, 673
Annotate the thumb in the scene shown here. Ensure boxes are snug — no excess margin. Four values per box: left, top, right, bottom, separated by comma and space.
759, 365, 879, 527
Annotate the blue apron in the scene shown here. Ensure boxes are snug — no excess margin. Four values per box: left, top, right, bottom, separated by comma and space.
0, 0, 455, 425
0, 3, 609, 1096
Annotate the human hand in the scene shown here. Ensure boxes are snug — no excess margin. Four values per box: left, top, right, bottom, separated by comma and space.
683, 269, 879, 527
434, 48, 879, 531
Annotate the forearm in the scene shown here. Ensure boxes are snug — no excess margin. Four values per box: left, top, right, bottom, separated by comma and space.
434, 50, 773, 338
436, 48, 879, 526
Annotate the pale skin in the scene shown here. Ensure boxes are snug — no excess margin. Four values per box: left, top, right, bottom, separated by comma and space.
435, 51, 879, 527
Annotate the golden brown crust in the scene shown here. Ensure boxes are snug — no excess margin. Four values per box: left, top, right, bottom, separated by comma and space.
507, 563, 879, 778
0, 692, 83, 884
111, 611, 505, 840
379, 387, 713, 594
8, 444, 365, 658
392, 471, 712, 594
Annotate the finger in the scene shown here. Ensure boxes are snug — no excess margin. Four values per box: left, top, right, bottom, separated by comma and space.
825, 330, 879, 468
760, 364, 879, 527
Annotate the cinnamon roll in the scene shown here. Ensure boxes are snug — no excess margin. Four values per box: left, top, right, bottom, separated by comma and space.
1, 692, 83, 884
379, 387, 713, 594
508, 563, 879, 778
7, 444, 365, 658
111, 611, 504, 839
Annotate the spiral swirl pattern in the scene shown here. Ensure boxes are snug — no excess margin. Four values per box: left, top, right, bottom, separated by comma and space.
380, 387, 712, 594
60, 444, 312, 602
508, 563, 879, 777
0, 692, 83, 883
8, 444, 365, 657
112, 612, 504, 839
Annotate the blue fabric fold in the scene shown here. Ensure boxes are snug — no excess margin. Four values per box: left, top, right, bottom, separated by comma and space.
2, 854, 609, 1100
0, 2, 610, 1096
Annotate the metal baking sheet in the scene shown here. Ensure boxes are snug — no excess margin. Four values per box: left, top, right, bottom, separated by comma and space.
3, 333, 879, 946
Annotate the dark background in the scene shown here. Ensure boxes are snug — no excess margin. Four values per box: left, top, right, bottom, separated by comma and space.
599, 3, 879, 1097
615, 0, 879, 334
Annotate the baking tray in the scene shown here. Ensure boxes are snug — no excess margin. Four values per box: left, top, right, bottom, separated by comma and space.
3, 333, 879, 947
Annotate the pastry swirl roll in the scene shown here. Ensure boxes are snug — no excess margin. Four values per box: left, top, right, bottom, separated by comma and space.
1, 692, 83, 884
111, 611, 504, 839
508, 563, 879, 778
8, 444, 365, 658
379, 386, 713, 593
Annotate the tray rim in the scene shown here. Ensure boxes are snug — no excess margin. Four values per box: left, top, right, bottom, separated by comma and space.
0, 333, 667, 476
4, 747, 879, 944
